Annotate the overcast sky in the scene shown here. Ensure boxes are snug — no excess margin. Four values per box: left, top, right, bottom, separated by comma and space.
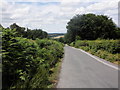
1, 0, 119, 33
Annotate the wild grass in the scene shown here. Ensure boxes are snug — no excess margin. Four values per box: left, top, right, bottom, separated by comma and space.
71, 40, 120, 65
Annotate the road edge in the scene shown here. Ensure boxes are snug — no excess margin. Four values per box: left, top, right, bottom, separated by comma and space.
70, 46, 119, 70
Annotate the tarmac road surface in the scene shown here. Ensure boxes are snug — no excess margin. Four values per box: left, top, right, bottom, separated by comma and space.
57, 46, 118, 88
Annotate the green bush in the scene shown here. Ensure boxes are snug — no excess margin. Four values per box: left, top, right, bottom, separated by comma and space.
71, 40, 120, 64
2, 28, 64, 89
73, 40, 120, 54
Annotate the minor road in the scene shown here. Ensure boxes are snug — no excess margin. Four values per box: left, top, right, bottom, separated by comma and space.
57, 46, 118, 88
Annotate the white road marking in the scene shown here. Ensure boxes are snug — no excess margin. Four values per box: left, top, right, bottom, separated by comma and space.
71, 46, 119, 70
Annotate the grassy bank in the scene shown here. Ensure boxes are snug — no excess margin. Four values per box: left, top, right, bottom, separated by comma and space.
0, 63, 1, 72
70, 40, 120, 65
47, 58, 63, 88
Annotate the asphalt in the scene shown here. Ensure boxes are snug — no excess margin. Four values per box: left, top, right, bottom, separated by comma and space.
57, 46, 118, 88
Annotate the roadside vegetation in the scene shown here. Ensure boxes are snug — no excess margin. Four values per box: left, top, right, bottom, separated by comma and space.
1, 24, 64, 89
0, 28, 1, 73
63, 13, 120, 65
70, 40, 120, 64
64, 13, 120, 43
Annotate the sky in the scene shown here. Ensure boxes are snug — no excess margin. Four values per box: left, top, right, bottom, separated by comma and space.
0, 0, 119, 33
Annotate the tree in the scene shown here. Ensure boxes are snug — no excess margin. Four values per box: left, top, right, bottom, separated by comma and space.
9, 23, 48, 39
65, 13, 117, 43
25, 29, 48, 40
57, 37, 64, 43
0, 24, 3, 28
115, 27, 120, 39
10, 23, 25, 37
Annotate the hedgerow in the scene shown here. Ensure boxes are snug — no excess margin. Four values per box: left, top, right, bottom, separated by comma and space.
2, 28, 64, 89
70, 40, 120, 64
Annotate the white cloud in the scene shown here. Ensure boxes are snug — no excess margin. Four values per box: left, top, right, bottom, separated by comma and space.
105, 9, 118, 16
86, 1, 118, 11
4, 0, 61, 3
1, 0, 119, 33
75, 7, 86, 14
104, 9, 118, 25
10, 7, 30, 19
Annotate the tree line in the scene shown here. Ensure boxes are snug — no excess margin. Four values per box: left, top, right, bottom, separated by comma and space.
64, 13, 120, 43
5, 23, 48, 40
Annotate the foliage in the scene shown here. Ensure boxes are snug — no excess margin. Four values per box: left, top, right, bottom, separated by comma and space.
25, 29, 48, 40
10, 23, 25, 37
115, 27, 120, 39
0, 24, 3, 28
73, 40, 120, 54
71, 40, 120, 63
2, 28, 64, 89
65, 13, 119, 43
54, 37, 65, 43
9, 23, 48, 39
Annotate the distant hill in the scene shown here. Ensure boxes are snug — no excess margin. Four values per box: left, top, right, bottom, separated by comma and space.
48, 33, 65, 38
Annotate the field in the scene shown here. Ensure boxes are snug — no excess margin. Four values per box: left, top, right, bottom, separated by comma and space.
52, 35, 64, 39
48, 33, 65, 38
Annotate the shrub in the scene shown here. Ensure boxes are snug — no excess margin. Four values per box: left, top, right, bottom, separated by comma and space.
73, 40, 120, 54
72, 40, 120, 64
2, 28, 64, 89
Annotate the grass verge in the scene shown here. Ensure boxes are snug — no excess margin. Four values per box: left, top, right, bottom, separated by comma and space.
70, 40, 120, 65
0, 63, 1, 72
79, 46, 120, 65
47, 59, 63, 88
